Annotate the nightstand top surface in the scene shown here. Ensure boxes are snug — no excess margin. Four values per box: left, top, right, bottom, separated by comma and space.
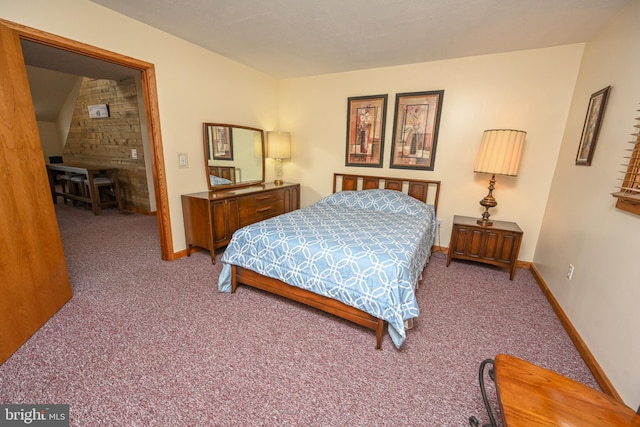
453, 215, 523, 233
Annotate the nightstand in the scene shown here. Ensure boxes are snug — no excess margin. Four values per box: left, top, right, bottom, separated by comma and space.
446, 215, 523, 280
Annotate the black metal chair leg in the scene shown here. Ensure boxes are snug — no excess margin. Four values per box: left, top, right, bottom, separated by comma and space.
469, 358, 498, 427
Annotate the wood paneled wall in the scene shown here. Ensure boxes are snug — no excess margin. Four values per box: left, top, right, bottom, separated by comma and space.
64, 77, 151, 212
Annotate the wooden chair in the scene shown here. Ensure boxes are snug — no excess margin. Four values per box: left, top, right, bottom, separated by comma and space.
48, 157, 82, 205
82, 173, 123, 212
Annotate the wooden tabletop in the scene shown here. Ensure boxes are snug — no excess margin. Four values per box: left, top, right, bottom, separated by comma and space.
46, 163, 117, 173
495, 354, 640, 426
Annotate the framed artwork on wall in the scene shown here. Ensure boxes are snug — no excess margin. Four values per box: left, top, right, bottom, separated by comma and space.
210, 126, 234, 160
389, 90, 444, 171
87, 103, 109, 118
576, 86, 610, 166
345, 94, 388, 167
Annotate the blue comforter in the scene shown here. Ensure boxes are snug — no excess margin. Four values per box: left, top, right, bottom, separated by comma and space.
218, 189, 437, 348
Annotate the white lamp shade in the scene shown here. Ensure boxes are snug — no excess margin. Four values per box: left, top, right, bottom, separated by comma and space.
267, 131, 291, 159
474, 129, 526, 176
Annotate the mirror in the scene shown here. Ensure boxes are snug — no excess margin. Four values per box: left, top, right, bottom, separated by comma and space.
203, 123, 265, 190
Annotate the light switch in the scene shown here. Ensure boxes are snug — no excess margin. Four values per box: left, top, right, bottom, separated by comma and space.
178, 153, 188, 168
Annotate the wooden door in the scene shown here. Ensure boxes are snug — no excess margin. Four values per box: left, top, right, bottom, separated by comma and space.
0, 24, 72, 364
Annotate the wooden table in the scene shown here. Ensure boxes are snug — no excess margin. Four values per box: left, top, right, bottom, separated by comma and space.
493, 354, 640, 426
46, 163, 122, 215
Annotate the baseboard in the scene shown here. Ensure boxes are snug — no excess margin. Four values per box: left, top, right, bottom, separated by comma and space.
529, 263, 622, 402
123, 207, 157, 215
433, 246, 532, 270
432, 245, 448, 254
439, 244, 622, 401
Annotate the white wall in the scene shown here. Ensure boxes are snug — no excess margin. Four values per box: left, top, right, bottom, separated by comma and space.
56, 77, 82, 148
279, 45, 584, 261
37, 121, 62, 162
2, 0, 279, 251
534, 1, 640, 407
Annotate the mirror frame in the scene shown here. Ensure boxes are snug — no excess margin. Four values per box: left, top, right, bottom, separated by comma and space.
203, 123, 266, 191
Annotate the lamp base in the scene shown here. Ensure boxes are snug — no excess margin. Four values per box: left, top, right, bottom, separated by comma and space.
478, 174, 498, 227
273, 158, 284, 186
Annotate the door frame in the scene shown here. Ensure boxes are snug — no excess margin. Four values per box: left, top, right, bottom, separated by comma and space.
0, 18, 174, 260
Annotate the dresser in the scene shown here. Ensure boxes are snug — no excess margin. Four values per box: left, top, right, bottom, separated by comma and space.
182, 182, 300, 263
446, 215, 523, 279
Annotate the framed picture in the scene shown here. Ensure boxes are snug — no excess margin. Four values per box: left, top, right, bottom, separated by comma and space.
210, 125, 234, 160
576, 86, 610, 166
345, 94, 387, 167
389, 90, 444, 171
87, 103, 109, 118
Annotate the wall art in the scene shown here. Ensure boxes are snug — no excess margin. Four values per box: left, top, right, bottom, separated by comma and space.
345, 94, 387, 167
389, 90, 444, 171
576, 86, 610, 166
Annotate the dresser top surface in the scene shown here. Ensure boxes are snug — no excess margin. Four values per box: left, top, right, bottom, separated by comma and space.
184, 182, 298, 201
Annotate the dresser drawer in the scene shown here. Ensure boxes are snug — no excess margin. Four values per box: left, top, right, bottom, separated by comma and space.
238, 190, 285, 226
182, 183, 299, 264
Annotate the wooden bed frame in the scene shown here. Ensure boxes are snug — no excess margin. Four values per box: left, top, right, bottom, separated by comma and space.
231, 173, 441, 349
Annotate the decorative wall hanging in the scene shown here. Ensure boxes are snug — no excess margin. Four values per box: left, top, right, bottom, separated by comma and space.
389, 90, 444, 171
209, 125, 234, 160
87, 103, 109, 118
576, 86, 610, 166
345, 94, 387, 167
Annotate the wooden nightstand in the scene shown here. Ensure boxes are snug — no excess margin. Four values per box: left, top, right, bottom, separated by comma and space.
446, 215, 523, 280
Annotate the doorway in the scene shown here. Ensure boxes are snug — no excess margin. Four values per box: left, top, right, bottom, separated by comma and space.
2, 18, 174, 260
24, 44, 155, 214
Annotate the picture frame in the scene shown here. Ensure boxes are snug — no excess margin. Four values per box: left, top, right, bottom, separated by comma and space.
87, 103, 109, 118
345, 94, 388, 167
210, 125, 234, 160
576, 86, 610, 166
389, 90, 444, 171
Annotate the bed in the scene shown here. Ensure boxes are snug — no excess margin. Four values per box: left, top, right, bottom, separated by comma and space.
208, 165, 236, 185
218, 173, 441, 349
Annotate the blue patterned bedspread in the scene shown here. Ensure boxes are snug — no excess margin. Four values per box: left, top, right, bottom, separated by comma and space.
218, 189, 437, 348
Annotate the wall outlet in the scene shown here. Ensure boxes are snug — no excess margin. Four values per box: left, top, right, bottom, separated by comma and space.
437, 219, 443, 228
567, 264, 575, 280
131, 148, 138, 160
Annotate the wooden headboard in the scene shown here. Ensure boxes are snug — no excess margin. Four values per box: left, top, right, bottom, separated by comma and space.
333, 173, 441, 214
209, 166, 236, 183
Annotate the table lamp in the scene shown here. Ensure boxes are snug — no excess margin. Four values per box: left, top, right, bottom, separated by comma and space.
267, 131, 291, 185
474, 129, 526, 226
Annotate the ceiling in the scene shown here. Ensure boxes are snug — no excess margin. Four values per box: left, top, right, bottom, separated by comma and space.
22, 40, 140, 121
23, 0, 629, 121
88, 0, 630, 78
